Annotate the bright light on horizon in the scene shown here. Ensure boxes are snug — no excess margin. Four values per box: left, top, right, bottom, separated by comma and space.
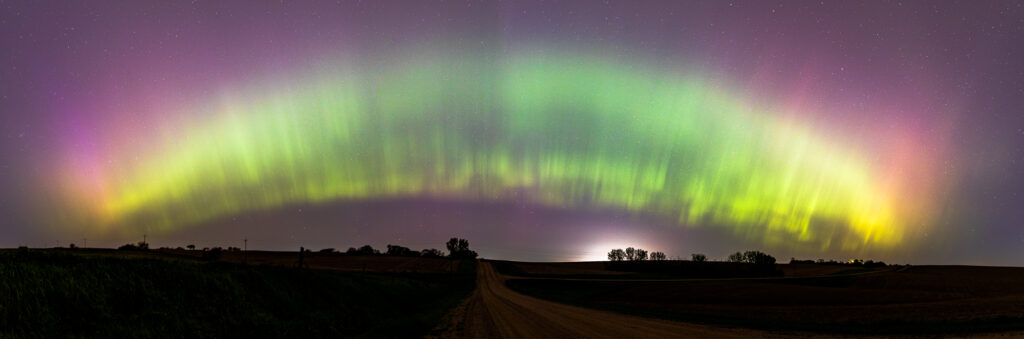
579, 240, 656, 262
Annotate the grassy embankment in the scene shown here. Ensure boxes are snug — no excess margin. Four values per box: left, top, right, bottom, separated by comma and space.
0, 248, 475, 338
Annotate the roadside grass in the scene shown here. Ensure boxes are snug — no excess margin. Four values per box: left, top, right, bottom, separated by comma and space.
0, 249, 475, 338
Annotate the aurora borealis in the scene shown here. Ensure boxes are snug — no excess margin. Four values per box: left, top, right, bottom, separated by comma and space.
57, 52, 928, 252
2, 1, 1023, 264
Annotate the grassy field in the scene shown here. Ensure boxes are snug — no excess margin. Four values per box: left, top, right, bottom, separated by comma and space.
503, 262, 1024, 334
0, 248, 475, 338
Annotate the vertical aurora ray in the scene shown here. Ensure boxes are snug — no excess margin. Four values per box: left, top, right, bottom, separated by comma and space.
53, 50, 943, 251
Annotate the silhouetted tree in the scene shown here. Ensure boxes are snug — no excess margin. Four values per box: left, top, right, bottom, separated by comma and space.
319, 248, 336, 253
187, 244, 196, 251
357, 245, 377, 255
728, 251, 776, 265
386, 244, 417, 256
625, 247, 637, 261
607, 249, 626, 261
691, 253, 707, 262
742, 251, 776, 265
446, 238, 478, 259
420, 248, 445, 258
68, 243, 77, 249
346, 247, 358, 254
650, 251, 667, 261
634, 248, 649, 261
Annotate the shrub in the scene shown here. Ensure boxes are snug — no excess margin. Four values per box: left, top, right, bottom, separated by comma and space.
201, 247, 222, 261
420, 249, 445, 258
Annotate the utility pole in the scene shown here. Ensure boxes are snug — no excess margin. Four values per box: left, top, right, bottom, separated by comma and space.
243, 238, 248, 264
143, 234, 147, 246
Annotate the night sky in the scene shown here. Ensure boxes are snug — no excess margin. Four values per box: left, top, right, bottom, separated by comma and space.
1, 1, 1022, 265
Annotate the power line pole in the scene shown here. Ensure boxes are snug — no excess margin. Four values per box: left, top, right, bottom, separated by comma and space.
243, 238, 248, 264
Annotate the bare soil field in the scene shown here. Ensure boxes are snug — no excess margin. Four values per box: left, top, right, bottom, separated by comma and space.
217, 250, 460, 273
491, 260, 892, 278
505, 264, 1024, 334
492, 260, 632, 276
59, 248, 460, 273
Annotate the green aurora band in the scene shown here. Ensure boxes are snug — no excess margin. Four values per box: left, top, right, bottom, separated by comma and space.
59, 52, 937, 251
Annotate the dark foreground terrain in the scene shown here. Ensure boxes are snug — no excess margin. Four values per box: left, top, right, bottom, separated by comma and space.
5, 249, 1024, 337
498, 261, 1024, 335
0, 248, 474, 338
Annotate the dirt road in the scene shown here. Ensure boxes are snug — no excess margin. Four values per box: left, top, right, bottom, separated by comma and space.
435, 261, 782, 338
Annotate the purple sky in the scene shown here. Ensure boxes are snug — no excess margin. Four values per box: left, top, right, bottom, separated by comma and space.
1, 1, 1023, 264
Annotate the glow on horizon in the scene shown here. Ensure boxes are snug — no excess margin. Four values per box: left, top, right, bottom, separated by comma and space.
52, 50, 945, 252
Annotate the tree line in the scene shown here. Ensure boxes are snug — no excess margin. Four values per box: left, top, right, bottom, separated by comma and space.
608, 248, 776, 265
116, 237, 478, 260
789, 257, 887, 267
606, 247, 670, 261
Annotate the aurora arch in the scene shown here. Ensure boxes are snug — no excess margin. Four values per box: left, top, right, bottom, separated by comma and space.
55, 50, 939, 251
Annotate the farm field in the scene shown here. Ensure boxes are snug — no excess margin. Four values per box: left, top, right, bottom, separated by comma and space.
0, 248, 474, 338
501, 261, 1024, 335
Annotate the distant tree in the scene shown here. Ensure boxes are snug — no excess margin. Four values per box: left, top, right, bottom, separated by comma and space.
386, 244, 416, 256
420, 248, 445, 258
446, 238, 478, 259
118, 243, 137, 251
607, 249, 626, 261
650, 251, 667, 261
346, 247, 358, 254
634, 248, 649, 261
729, 251, 776, 265
865, 260, 886, 267
202, 247, 222, 261
68, 243, 77, 249
175, 247, 184, 251
227, 247, 241, 252
624, 247, 636, 261
187, 244, 196, 251
357, 245, 377, 255
691, 253, 707, 262
319, 248, 336, 253
136, 241, 149, 250
744, 251, 776, 265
